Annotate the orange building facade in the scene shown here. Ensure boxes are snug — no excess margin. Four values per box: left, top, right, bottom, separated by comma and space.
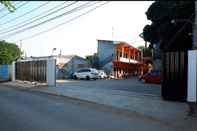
112, 42, 143, 78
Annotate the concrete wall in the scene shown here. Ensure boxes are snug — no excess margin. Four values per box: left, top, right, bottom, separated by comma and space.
187, 50, 197, 102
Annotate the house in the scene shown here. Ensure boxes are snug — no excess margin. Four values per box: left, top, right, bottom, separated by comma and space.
56, 55, 88, 79
21, 55, 88, 79
97, 39, 143, 78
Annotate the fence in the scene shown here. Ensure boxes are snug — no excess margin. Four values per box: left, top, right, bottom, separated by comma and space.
15, 60, 47, 83
161, 51, 188, 101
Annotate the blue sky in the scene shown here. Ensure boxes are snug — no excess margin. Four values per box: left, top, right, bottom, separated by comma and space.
0, 1, 153, 58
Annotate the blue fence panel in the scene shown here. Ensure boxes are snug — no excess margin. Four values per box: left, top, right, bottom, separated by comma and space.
0, 64, 9, 81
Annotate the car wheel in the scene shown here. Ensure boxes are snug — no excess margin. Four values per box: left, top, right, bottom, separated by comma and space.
73, 75, 77, 80
86, 76, 90, 80
93, 78, 97, 80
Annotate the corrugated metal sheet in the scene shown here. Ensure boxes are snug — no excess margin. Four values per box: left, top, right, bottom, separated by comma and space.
0, 65, 9, 81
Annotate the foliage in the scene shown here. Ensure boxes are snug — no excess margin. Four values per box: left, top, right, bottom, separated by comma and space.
0, 1, 15, 12
0, 41, 21, 64
85, 53, 99, 68
138, 46, 152, 57
141, 1, 195, 51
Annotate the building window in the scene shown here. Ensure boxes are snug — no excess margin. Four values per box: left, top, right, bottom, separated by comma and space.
120, 52, 122, 57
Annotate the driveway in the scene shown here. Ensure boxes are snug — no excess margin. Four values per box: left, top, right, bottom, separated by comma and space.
56, 78, 161, 96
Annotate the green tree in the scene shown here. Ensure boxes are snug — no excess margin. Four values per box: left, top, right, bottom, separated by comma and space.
85, 53, 99, 68
0, 1, 15, 12
0, 41, 21, 64
141, 1, 194, 51
138, 46, 152, 57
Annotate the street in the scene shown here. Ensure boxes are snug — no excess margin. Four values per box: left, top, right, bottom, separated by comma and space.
0, 85, 174, 131
57, 78, 161, 96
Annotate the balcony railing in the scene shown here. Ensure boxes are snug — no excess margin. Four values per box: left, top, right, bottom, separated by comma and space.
118, 57, 140, 64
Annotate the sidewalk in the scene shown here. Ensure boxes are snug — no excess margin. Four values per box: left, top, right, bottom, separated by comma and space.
29, 85, 193, 126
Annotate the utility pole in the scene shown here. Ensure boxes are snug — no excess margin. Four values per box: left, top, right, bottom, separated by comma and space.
19, 40, 22, 50
112, 26, 114, 41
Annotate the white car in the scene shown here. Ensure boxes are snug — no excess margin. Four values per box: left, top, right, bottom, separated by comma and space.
73, 68, 99, 80
98, 70, 107, 79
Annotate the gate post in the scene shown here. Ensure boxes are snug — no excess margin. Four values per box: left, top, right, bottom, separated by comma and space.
187, 50, 197, 102
12, 61, 16, 81
47, 59, 56, 86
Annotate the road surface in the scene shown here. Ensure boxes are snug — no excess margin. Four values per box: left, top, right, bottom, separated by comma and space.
0, 86, 174, 131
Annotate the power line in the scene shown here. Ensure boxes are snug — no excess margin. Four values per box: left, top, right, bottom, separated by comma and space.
0, 1, 50, 26
0, 1, 77, 34
14, 2, 109, 42
0, 2, 99, 38
0, 1, 69, 32
0, 2, 29, 20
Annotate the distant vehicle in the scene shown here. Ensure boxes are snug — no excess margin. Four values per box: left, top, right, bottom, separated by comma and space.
73, 68, 99, 80
98, 70, 107, 79
139, 71, 161, 84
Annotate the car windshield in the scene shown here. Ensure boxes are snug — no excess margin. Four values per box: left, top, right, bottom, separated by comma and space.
78, 69, 90, 72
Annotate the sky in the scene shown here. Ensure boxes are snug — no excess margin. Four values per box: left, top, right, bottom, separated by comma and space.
0, 1, 153, 58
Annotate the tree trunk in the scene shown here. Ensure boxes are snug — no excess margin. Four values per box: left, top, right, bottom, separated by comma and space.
193, 1, 197, 49
145, 41, 147, 48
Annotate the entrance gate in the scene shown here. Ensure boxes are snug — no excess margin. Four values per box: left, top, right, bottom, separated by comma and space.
13, 59, 56, 86
161, 51, 188, 101
15, 60, 47, 83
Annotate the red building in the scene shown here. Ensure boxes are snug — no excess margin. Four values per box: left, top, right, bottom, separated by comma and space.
112, 42, 143, 78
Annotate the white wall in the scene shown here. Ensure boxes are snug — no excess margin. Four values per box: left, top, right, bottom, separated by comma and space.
187, 50, 197, 102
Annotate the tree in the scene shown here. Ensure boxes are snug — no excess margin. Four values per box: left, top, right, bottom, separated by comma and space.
138, 46, 152, 57
0, 41, 21, 64
0, 1, 15, 12
85, 53, 99, 68
141, 1, 195, 51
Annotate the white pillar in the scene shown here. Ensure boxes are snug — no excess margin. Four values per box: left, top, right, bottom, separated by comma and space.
122, 47, 124, 58
47, 59, 56, 87
12, 61, 16, 81
187, 50, 197, 102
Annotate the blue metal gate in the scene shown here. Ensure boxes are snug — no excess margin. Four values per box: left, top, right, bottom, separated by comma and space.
0, 64, 9, 81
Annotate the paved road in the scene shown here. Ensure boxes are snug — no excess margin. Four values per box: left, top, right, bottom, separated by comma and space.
57, 78, 161, 96
0, 86, 174, 131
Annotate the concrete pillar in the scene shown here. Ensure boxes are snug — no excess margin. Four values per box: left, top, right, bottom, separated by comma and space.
47, 59, 56, 87
12, 61, 15, 81
187, 50, 197, 102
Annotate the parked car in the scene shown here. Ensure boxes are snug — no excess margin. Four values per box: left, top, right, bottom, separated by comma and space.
73, 68, 99, 80
139, 71, 161, 84
98, 70, 107, 79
